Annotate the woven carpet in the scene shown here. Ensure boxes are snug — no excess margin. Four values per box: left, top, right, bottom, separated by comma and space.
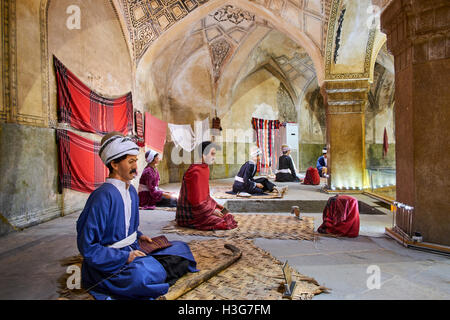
162, 214, 315, 241
171, 239, 328, 300
57, 239, 328, 300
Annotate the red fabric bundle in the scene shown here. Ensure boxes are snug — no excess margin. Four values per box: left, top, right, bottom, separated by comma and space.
318, 195, 360, 237
383, 127, 388, 158
303, 167, 321, 185
54, 56, 133, 135
56, 129, 108, 193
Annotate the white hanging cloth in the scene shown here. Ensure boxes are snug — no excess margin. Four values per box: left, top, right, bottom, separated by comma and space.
168, 123, 196, 152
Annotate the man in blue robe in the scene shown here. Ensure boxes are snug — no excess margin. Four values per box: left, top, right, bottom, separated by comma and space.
76, 132, 197, 300
316, 147, 328, 177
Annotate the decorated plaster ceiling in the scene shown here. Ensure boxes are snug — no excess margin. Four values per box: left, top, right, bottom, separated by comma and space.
118, 0, 331, 64
196, 5, 265, 82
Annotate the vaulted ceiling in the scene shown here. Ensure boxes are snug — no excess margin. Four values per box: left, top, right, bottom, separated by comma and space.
104, 0, 393, 121
113, 0, 333, 66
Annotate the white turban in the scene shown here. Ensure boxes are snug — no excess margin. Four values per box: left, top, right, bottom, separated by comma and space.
282, 145, 291, 152
322, 148, 327, 154
250, 147, 262, 158
145, 149, 158, 163
99, 135, 139, 165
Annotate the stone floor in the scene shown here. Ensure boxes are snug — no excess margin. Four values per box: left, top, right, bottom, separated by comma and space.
0, 178, 448, 300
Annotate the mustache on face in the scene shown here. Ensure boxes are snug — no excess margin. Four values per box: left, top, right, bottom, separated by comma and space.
130, 169, 137, 174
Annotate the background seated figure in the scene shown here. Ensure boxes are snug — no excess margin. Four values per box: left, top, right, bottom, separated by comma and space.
176, 141, 238, 230
316, 147, 328, 177
275, 144, 300, 182
139, 149, 177, 209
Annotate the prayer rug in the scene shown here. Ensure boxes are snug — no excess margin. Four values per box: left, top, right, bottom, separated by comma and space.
56, 129, 108, 193
57, 239, 328, 300
54, 56, 133, 135
162, 214, 315, 241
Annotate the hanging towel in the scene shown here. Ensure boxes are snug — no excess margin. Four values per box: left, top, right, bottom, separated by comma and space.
54, 56, 133, 135
168, 123, 196, 152
56, 129, 108, 193
145, 113, 168, 154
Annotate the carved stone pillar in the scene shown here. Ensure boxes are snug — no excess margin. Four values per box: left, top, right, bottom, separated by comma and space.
323, 80, 370, 192
381, 0, 450, 245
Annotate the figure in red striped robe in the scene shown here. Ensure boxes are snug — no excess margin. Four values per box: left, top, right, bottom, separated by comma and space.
176, 141, 238, 230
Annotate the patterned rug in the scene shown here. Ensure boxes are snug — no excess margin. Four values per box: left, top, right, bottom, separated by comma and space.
57, 239, 328, 300
162, 214, 316, 241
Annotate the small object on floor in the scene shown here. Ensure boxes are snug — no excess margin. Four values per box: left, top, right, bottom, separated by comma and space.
273, 186, 288, 197
291, 206, 300, 218
412, 232, 423, 243
282, 261, 297, 300
237, 192, 251, 197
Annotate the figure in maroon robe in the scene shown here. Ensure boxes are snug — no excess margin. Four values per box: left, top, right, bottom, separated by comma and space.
176, 142, 238, 230
318, 195, 360, 237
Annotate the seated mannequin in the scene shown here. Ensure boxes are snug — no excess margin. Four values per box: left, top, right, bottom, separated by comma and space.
316, 148, 328, 177
275, 145, 300, 182
176, 141, 238, 231
232, 147, 285, 195
77, 132, 197, 300
139, 149, 177, 210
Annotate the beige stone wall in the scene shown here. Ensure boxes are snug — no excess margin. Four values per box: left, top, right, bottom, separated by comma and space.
14, 0, 46, 126
46, 0, 135, 212
0, 0, 135, 235
222, 68, 280, 132
47, 0, 133, 124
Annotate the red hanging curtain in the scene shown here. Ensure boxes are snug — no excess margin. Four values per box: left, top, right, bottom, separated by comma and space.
54, 56, 133, 135
144, 112, 168, 154
383, 127, 389, 159
56, 129, 108, 193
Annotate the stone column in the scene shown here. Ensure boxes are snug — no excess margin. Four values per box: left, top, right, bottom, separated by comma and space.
323, 80, 370, 191
381, 0, 450, 245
